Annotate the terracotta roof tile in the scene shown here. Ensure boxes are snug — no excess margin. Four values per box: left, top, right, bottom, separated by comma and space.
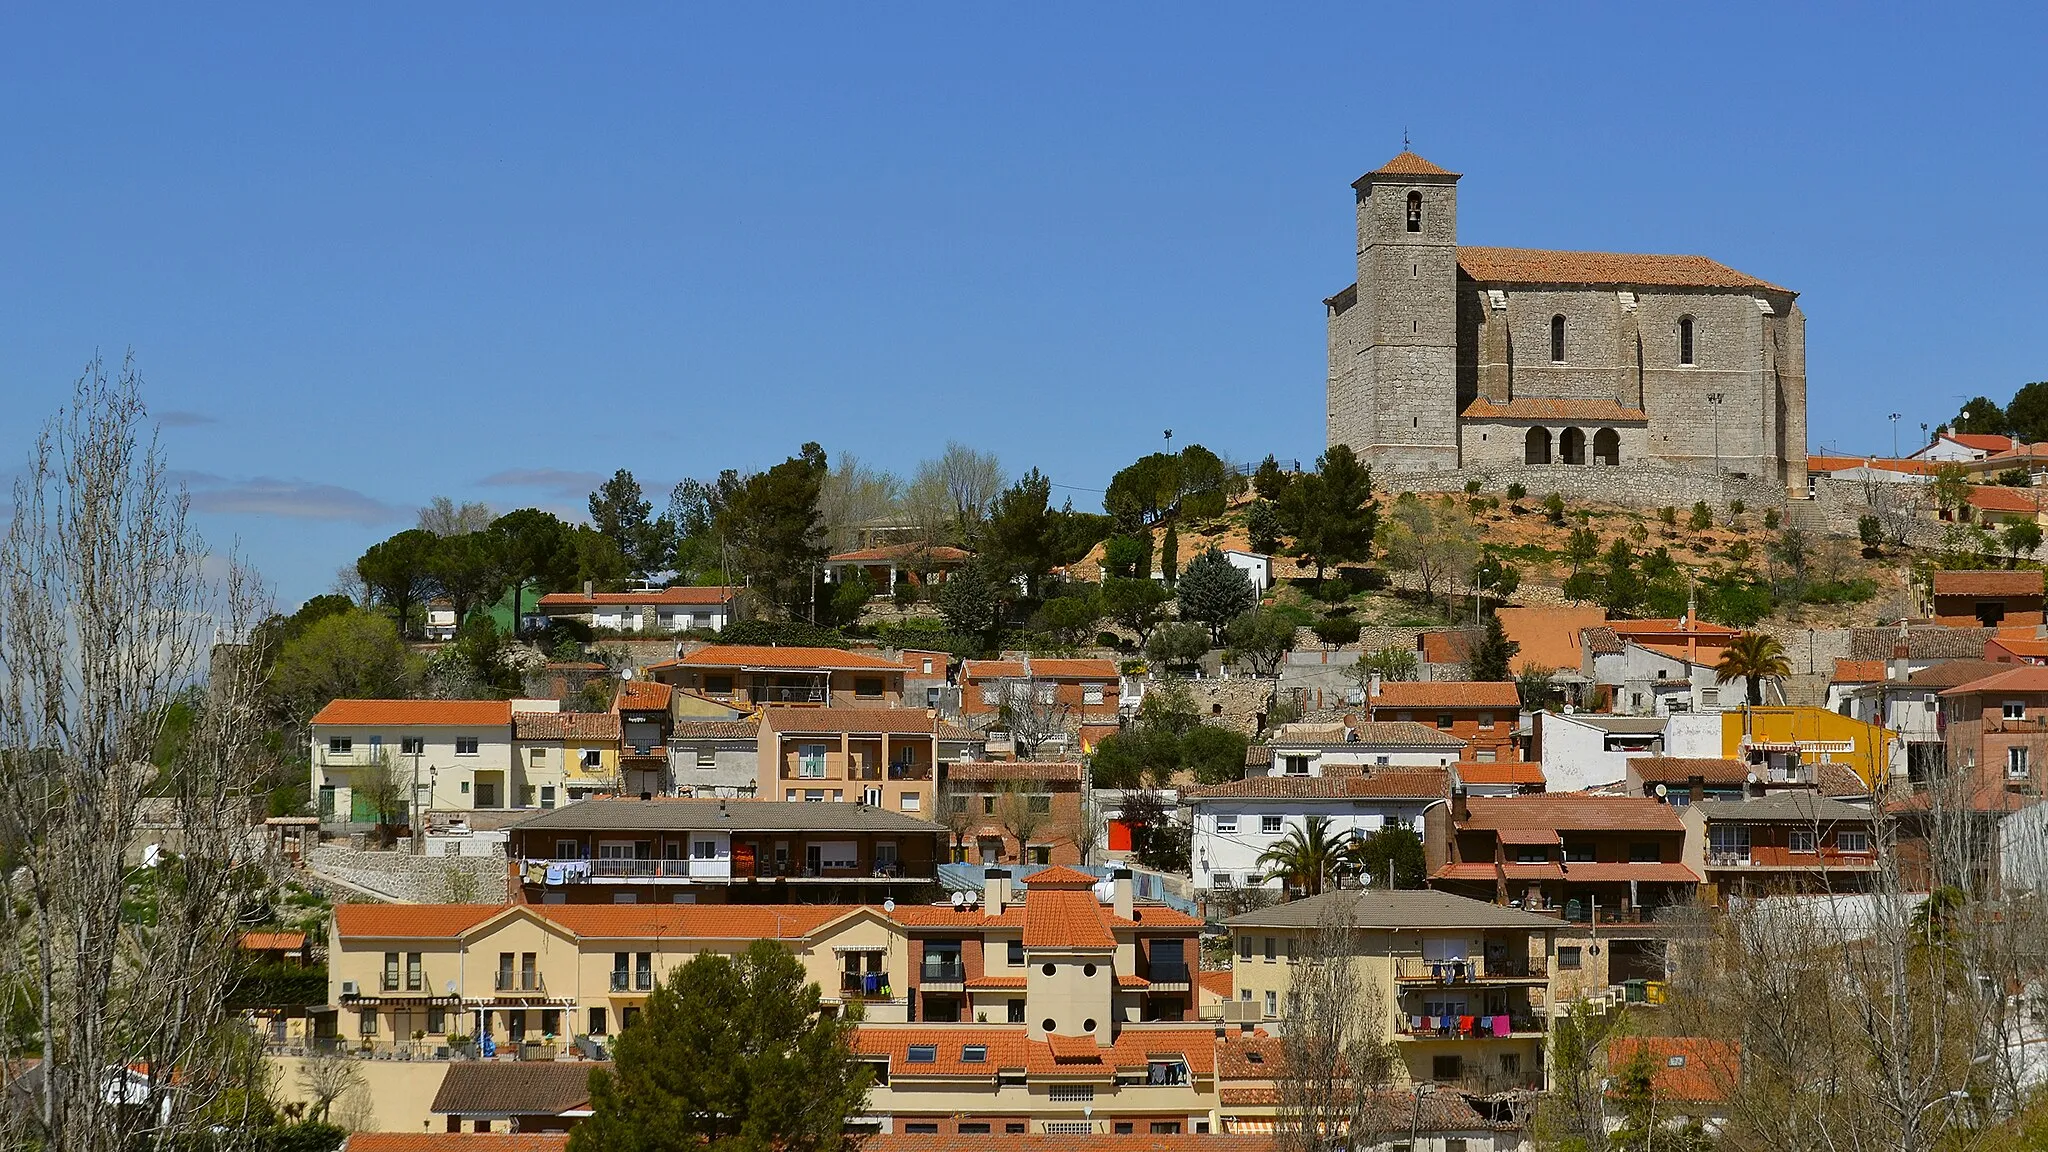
675, 645, 907, 671
1608, 1037, 1739, 1104
1362, 150, 1457, 178
332, 904, 505, 940
1453, 761, 1546, 787
1628, 757, 1752, 786
430, 1062, 603, 1116
1046, 1032, 1103, 1063
945, 761, 1086, 783
1461, 398, 1648, 423
1965, 486, 2044, 514
1850, 628, 1997, 661
1581, 626, 1625, 657
1944, 433, 2018, 453
1906, 658, 2012, 687
311, 700, 511, 727
512, 711, 621, 742
238, 931, 305, 951
1457, 246, 1788, 292
1024, 888, 1116, 950
1270, 720, 1467, 748
1831, 659, 1888, 684
1370, 681, 1521, 710
614, 680, 672, 711
1933, 570, 2045, 597
1462, 794, 1684, 833
1198, 970, 1233, 1000
1942, 665, 2048, 696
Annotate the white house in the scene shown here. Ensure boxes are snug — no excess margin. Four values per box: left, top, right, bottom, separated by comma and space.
1187, 765, 1451, 892
1591, 641, 1746, 716
1260, 719, 1472, 776
424, 598, 459, 641
1533, 711, 1666, 792
1223, 549, 1274, 593
1911, 432, 2016, 463
535, 583, 739, 634
310, 699, 569, 821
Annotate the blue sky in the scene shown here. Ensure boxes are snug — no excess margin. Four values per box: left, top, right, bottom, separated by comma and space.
0, 5, 2042, 608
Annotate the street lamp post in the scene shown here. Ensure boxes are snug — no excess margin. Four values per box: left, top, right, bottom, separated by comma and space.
1890, 412, 1903, 459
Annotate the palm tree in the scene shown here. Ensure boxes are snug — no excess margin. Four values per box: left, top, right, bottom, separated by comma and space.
1715, 631, 1791, 707
1255, 815, 1349, 898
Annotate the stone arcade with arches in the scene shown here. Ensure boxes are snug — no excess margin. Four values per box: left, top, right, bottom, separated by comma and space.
1325, 151, 1806, 495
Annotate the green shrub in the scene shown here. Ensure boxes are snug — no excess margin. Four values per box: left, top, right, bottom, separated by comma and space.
1464, 479, 1482, 495
1730, 499, 1746, 516
1543, 493, 1566, 524
1312, 615, 1363, 647
1506, 482, 1528, 501
1658, 506, 1677, 526
1687, 501, 1712, 531
1763, 508, 1781, 530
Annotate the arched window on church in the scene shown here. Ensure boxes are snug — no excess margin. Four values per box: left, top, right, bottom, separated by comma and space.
1679, 315, 1696, 366
1593, 428, 1620, 466
1550, 315, 1566, 363
1406, 191, 1422, 233
1525, 427, 1551, 465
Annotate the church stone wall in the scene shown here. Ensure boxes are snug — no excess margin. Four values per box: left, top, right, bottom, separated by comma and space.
1392, 463, 1784, 512
1460, 422, 1651, 469
1500, 289, 1634, 403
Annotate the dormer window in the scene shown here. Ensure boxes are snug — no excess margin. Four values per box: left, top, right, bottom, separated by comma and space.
1550, 315, 1567, 363
1406, 191, 1422, 233
1678, 315, 1696, 365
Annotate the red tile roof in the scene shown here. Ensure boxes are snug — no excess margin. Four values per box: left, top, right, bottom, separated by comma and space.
1453, 761, 1546, 787
332, 904, 505, 940
539, 904, 851, 940
614, 680, 672, 711
512, 711, 622, 742
1944, 434, 2018, 453
1560, 862, 1701, 884
1198, 970, 1232, 1000
1024, 886, 1117, 950
1608, 1037, 1739, 1104
238, 931, 305, 951
1941, 665, 2048, 696
1965, 486, 2044, 515
962, 658, 1121, 681
1989, 637, 2048, 660
1370, 681, 1522, 710
1831, 659, 1888, 684
1362, 150, 1457, 178
1933, 570, 2045, 597
1457, 247, 1787, 292
1807, 454, 1944, 477
1462, 795, 1684, 833
946, 761, 1086, 783
1495, 607, 1609, 673
537, 586, 735, 608
1628, 757, 1752, 786
310, 699, 512, 727
673, 644, 907, 671
1460, 398, 1648, 424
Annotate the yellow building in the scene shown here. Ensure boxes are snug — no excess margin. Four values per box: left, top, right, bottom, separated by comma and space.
511, 711, 623, 806
1720, 705, 1895, 790
1224, 889, 1557, 1097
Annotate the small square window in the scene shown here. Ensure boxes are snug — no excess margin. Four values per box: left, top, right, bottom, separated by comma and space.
455, 737, 479, 756
1216, 815, 1238, 834
1261, 816, 1283, 835
1436, 713, 1454, 729
854, 677, 885, 698
1007, 940, 1024, 966
961, 1045, 986, 1063
1559, 947, 1582, 970
906, 1045, 937, 1063
328, 737, 352, 754
1787, 829, 1817, 854
401, 737, 423, 754
2006, 701, 2027, 721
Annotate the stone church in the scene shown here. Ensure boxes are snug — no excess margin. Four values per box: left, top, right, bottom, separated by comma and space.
1325, 151, 1807, 495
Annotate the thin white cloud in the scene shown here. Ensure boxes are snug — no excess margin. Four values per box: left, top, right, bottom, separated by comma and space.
478, 467, 606, 501
172, 471, 405, 525
157, 410, 217, 428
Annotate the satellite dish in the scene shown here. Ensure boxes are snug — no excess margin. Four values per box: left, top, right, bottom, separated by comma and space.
951, 890, 966, 909
445, 980, 457, 994
883, 898, 896, 913
1746, 772, 1759, 784
1654, 784, 1668, 798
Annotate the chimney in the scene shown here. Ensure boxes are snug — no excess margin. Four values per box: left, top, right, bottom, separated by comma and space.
1451, 786, 1470, 823
984, 868, 1011, 915
584, 580, 594, 599
1891, 641, 1909, 683
1688, 775, 1705, 805
1112, 867, 1134, 921
1368, 672, 1383, 699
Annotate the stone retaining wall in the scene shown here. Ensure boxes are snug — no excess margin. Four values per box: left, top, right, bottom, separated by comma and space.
306, 842, 509, 904
1393, 463, 1785, 512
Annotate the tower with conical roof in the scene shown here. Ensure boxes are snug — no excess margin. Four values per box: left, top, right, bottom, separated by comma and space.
1325, 150, 1462, 473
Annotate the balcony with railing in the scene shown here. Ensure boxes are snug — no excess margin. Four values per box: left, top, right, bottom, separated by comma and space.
609, 969, 655, 993
1391, 956, 1543, 983
1395, 1012, 1546, 1040
1707, 847, 1878, 870
919, 958, 966, 987
1143, 961, 1192, 989
493, 971, 545, 994
753, 684, 830, 705
521, 856, 731, 883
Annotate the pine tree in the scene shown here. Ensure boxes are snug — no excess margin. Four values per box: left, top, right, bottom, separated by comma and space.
1175, 547, 1258, 642
571, 939, 870, 1152
1468, 612, 1519, 681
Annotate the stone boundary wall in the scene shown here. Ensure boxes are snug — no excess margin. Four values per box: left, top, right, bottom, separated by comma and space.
1391, 464, 1784, 512
305, 843, 509, 904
